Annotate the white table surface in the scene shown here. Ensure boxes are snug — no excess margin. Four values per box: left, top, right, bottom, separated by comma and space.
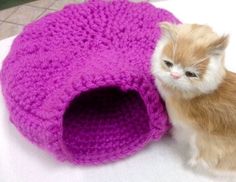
1, 0, 236, 182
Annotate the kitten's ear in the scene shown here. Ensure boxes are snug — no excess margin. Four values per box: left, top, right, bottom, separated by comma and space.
159, 22, 176, 41
208, 35, 229, 56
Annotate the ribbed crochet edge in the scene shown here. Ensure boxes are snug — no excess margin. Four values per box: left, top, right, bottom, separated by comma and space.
39, 71, 169, 165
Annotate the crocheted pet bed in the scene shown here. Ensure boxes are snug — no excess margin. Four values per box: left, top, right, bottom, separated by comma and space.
0, 0, 179, 165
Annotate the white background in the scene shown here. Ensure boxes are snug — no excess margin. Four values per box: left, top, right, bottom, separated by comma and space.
1, 0, 236, 181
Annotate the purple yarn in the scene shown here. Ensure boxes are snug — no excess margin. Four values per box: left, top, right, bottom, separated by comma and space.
0, 0, 180, 165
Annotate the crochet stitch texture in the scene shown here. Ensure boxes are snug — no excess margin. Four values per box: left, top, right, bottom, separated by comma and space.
1, 0, 179, 165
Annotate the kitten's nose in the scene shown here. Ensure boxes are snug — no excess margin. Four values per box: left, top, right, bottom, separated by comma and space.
171, 72, 181, 79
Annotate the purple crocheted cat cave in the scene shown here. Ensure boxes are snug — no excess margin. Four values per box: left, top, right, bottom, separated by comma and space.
0, 0, 179, 165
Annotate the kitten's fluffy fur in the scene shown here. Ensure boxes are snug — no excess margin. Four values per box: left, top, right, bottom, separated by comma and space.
151, 23, 236, 175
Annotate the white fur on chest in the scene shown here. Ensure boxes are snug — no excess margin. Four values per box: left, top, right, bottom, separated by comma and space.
156, 79, 194, 143
157, 81, 198, 160
166, 102, 195, 146
166, 100, 199, 168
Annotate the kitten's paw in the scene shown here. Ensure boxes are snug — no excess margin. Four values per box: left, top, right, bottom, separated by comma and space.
187, 156, 209, 168
188, 157, 198, 167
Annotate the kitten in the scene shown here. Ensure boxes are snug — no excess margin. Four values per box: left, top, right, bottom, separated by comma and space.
151, 22, 236, 175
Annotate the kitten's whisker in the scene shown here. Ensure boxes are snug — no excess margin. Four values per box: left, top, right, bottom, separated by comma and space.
172, 42, 177, 60
197, 68, 208, 71
171, 34, 178, 61
190, 56, 209, 66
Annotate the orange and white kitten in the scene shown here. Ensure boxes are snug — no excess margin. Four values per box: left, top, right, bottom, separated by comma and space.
151, 22, 236, 175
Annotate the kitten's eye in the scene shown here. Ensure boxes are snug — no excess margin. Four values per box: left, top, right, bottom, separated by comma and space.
185, 71, 198, 78
163, 60, 173, 68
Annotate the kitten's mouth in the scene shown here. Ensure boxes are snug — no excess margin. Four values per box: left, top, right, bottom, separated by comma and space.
159, 77, 182, 92
155, 74, 181, 91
